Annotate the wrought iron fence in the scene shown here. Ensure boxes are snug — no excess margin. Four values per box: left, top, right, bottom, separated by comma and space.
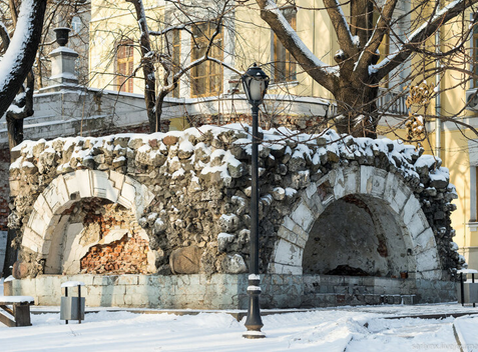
377, 88, 408, 116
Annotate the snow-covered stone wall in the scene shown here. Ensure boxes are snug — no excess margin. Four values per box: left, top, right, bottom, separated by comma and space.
8, 124, 461, 283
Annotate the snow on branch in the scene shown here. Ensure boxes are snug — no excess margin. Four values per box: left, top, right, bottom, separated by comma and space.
371, 0, 478, 80
149, 22, 196, 37
0, 0, 46, 120
323, 0, 356, 56
258, 0, 338, 91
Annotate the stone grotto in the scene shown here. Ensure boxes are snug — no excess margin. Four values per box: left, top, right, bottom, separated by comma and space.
3, 124, 461, 308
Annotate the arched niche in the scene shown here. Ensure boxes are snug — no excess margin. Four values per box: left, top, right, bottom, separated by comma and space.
21, 170, 156, 275
268, 165, 442, 280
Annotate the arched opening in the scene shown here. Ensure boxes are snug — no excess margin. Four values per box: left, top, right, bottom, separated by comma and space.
303, 194, 411, 278
44, 197, 155, 275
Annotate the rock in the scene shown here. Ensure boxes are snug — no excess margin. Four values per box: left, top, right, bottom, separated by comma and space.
327, 150, 339, 163
128, 138, 144, 150
149, 139, 159, 148
112, 157, 126, 168
219, 214, 240, 232
163, 136, 178, 146
229, 145, 246, 160
135, 149, 166, 167
93, 154, 105, 164
147, 212, 158, 225
23, 162, 38, 175
178, 149, 193, 160
272, 187, 286, 201
200, 250, 217, 275
430, 178, 448, 189
222, 254, 248, 274
39, 149, 56, 167
169, 246, 203, 274
12, 261, 29, 279
138, 217, 148, 228
227, 161, 244, 178
289, 156, 306, 172
150, 248, 165, 267
316, 136, 327, 146
218, 233, 235, 252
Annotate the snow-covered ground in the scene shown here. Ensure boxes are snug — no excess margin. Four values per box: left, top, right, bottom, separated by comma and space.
2, 280, 478, 351
0, 304, 477, 351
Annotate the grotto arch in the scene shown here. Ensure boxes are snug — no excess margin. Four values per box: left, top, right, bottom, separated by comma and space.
20, 170, 155, 275
268, 165, 442, 280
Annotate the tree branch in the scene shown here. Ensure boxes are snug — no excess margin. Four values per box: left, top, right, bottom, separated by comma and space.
256, 0, 338, 93
372, 0, 478, 81
0, 0, 47, 120
359, 0, 398, 72
323, 0, 356, 57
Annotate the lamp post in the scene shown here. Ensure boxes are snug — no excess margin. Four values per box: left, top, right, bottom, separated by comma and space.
241, 63, 269, 339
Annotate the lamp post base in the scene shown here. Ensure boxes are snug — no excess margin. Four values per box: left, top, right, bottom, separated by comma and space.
243, 330, 266, 339
243, 275, 265, 339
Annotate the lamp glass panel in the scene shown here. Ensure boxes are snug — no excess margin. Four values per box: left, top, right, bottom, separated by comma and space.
249, 80, 264, 101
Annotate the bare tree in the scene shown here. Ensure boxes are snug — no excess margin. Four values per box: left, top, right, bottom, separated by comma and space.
127, 0, 244, 132
89, 0, 242, 133
254, 0, 478, 138
0, 0, 47, 277
0, 0, 47, 136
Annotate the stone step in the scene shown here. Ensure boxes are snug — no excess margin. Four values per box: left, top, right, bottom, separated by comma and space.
0, 115, 63, 130
302, 293, 416, 307
304, 275, 413, 296
0, 115, 106, 147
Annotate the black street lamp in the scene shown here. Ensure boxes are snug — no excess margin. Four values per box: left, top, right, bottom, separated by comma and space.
241, 63, 269, 339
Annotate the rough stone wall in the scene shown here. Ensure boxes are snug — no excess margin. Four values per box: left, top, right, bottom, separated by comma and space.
189, 113, 326, 132
0, 148, 10, 231
8, 124, 461, 278
0, 148, 10, 273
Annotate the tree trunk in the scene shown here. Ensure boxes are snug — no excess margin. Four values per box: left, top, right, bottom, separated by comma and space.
2, 229, 17, 278
3, 111, 23, 278
0, 0, 47, 118
334, 84, 379, 138
126, 0, 157, 132
7, 116, 23, 155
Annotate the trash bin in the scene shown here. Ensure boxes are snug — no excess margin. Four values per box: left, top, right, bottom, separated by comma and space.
60, 281, 85, 324
457, 269, 478, 307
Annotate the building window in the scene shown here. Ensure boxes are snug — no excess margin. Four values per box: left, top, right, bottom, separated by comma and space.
474, 165, 478, 221
272, 7, 297, 83
116, 41, 134, 93
171, 30, 181, 98
191, 22, 223, 98
71, 16, 82, 34
473, 23, 478, 88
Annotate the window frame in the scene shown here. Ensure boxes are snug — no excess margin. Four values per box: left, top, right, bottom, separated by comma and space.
190, 22, 224, 98
171, 30, 181, 98
116, 41, 135, 93
473, 20, 478, 89
271, 6, 297, 84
